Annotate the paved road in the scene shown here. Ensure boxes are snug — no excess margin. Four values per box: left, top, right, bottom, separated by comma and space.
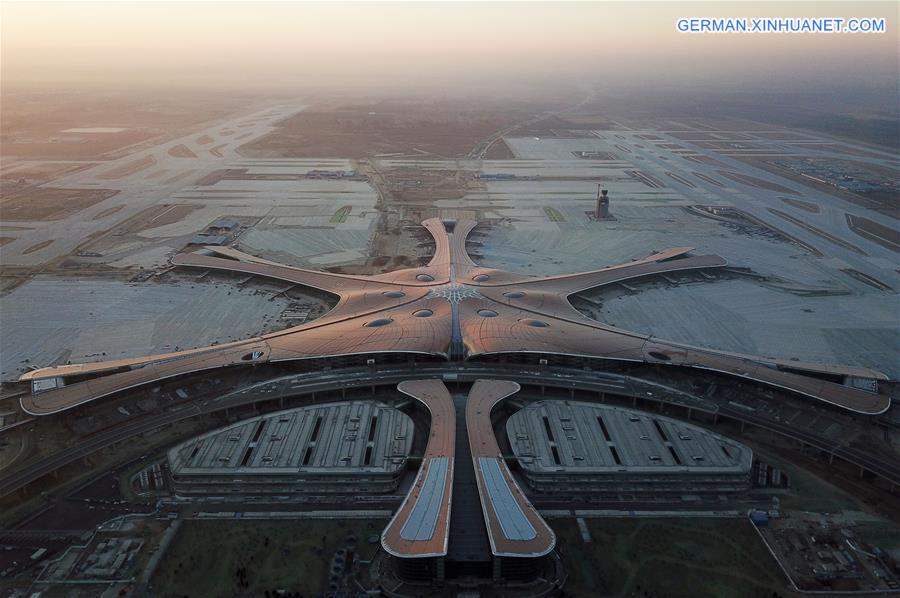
3, 103, 304, 266
718, 404, 900, 483
2, 364, 897, 499
609, 128, 899, 291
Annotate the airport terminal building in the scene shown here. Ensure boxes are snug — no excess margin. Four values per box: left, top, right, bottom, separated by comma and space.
168, 401, 414, 497
507, 401, 753, 496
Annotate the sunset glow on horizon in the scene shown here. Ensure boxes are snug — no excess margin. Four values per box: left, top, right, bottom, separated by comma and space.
2, 1, 897, 96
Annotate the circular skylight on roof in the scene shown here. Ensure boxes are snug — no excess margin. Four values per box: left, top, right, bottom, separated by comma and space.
383, 290, 405, 298
416, 274, 435, 282
520, 319, 550, 328
477, 309, 498, 317
365, 318, 393, 327
413, 309, 434, 318
472, 274, 491, 282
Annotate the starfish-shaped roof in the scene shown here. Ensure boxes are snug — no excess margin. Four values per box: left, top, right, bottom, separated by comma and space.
20, 219, 890, 415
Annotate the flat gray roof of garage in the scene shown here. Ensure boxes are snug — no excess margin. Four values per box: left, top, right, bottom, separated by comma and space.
168, 401, 413, 475
507, 401, 753, 474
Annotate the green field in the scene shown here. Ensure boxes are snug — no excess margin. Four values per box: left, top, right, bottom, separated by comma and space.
553, 518, 788, 598
150, 518, 386, 597
543, 206, 566, 222
330, 205, 352, 223
853, 522, 900, 560
773, 458, 864, 513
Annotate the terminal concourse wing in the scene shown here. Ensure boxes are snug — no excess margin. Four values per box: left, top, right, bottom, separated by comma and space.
466, 380, 556, 558
456, 296, 890, 415
19, 218, 891, 416
20, 299, 454, 416
381, 380, 456, 558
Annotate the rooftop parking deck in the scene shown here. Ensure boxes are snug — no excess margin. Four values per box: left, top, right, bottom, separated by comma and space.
168, 401, 413, 476
507, 401, 752, 474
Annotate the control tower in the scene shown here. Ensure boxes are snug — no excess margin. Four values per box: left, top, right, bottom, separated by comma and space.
595, 186, 614, 220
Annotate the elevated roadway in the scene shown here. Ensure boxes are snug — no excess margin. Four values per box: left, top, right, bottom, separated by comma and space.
3, 365, 898, 500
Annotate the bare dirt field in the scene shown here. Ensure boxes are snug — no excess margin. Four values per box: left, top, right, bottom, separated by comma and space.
510, 115, 587, 137
0, 186, 119, 221
0, 161, 93, 186
716, 169, 799, 194
118, 204, 203, 234
97, 154, 157, 180
669, 130, 755, 141
239, 100, 535, 159
380, 167, 479, 203
144, 169, 168, 180
162, 170, 198, 185
693, 171, 725, 187
194, 169, 231, 186
753, 130, 814, 141
684, 154, 729, 167
846, 213, 900, 253
781, 197, 820, 213
1, 129, 157, 162
168, 143, 198, 158
0, 90, 249, 160
92, 205, 125, 220
694, 141, 773, 152
768, 208, 868, 255
555, 518, 785, 598
151, 519, 385, 597
551, 113, 622, 130
22, 239, 53, 254
801, 143, 892, 160
482, 138, 515, 159
736, 157, 899, 218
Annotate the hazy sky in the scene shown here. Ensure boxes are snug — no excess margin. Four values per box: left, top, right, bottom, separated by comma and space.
2, 1, 897, 96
